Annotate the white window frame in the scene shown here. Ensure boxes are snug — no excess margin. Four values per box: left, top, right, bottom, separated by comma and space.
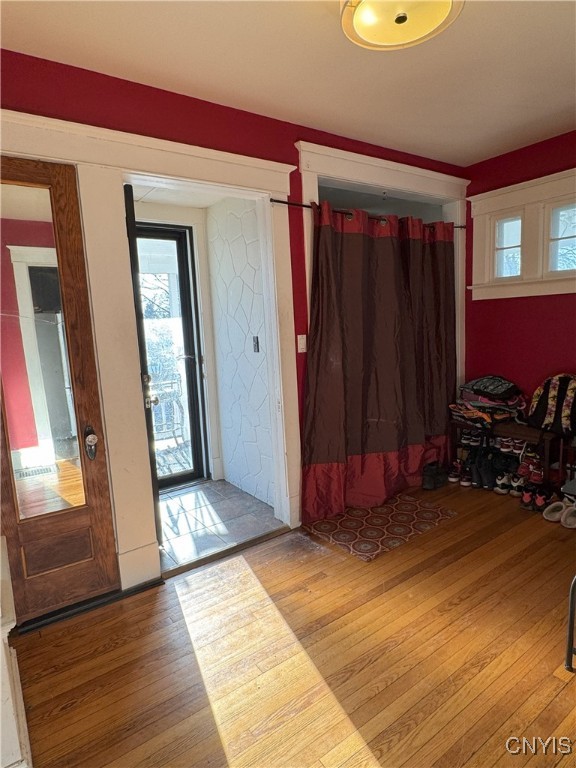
469, 168, 576, 300
543, 197, 576, 278
492, 210, 523, 280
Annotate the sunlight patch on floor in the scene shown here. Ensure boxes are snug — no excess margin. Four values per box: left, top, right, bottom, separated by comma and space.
175, 555, 380, 768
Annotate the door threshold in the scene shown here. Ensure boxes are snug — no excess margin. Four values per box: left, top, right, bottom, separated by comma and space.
159, 477, 211, 497
160, 525, 290, 579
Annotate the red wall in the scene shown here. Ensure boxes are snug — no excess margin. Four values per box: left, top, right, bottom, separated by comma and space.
2, 50, 574, 410
1, 219, 56, 449
1, 50, 466, 411
464, 132, 576, 398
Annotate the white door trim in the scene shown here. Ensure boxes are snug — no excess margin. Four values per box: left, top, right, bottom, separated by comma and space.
8, 246, 57, 469
297, 141, 469, 384
2, 109, 300, 590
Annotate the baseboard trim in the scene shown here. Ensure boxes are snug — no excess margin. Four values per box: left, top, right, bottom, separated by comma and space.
12, 577, 164, 636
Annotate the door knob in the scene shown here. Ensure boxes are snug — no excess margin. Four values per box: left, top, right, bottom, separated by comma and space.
84, 426, 99, 460
145, 395, 160, 408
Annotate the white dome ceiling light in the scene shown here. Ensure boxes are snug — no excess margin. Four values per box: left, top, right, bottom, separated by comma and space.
341, 0, 465, 50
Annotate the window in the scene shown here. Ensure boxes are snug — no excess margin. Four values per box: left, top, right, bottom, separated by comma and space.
470, 169, 576, 300
494, 215, 521, 277
549, 202, 576, 272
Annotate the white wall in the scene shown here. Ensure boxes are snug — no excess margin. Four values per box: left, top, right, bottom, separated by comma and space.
207, 199, 275, 507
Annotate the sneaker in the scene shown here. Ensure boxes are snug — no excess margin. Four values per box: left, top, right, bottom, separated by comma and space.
520, 485, 536, 510
460, 467, 473, 487
469, 433, 481, 447
512, 439, 525, 454
493, 437, 502, 450
448, 459, 463, 483
499, 438, 514, 453
509, 473, 524, 497
494, 472, 511, 494
460, 430, 472, 445
533, 486, 553, 513
460, 429, 472, 445
529, 462, 544, 485
517, 458, 531, 477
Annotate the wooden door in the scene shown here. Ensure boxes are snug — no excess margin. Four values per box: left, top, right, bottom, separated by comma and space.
1, 156, 120, 624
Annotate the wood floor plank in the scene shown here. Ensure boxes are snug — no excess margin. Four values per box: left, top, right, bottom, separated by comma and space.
11, 485, 576, 768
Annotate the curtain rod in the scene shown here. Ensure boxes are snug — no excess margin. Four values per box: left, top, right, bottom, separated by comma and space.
270, 198, 466, 228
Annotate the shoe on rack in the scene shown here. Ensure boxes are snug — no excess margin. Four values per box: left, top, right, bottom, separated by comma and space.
512, 439, 526, 454
494, 472, 511, 494
517, 458, 530, 477
499, 438, 514, 453
460, 466, 473, 487
520, 485, 536, 510
529, 463, 544, 485
533, 486, 553, 513
460, 430, 472, 445
469, 433, 482, 447
448, 459, 463, 483
509, 473, 524, 497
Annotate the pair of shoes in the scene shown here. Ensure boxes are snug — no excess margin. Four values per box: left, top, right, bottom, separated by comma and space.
543, 499, 576, 527
461, 430, 480, 446
521, 485, 553, 512
517, 454, 543, 483
494, 466, 523, 493
422, 462, 448, 490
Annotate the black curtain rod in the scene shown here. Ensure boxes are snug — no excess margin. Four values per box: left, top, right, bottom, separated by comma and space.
270, 198, 466, 228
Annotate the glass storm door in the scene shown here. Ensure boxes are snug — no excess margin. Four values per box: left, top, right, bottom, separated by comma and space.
124, 187, 206, 492
1, 157, 120, 624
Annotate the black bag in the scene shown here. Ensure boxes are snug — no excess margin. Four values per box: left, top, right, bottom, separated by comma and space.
528, 374, 576, 435
461, 375, 521, 402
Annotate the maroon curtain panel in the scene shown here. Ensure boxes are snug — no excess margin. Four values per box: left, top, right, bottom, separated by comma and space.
302, 202, 456, 523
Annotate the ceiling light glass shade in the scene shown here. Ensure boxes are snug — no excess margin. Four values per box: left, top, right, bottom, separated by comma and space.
341, 0, 465, 50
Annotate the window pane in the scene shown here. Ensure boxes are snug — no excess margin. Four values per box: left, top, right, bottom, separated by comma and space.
136, 237, 194, 479
551, 203, 576, 239
550, 236, 576, 272
496, 217, 521, 248
495, 247, 521, 277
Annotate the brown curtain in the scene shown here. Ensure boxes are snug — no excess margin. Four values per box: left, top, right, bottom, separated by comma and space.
302, 202, 456, 523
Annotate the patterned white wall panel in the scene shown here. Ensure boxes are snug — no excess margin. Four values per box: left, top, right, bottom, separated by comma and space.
207, 199, 274, 506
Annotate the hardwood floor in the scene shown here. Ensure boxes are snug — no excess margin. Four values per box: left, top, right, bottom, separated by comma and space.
11, 485, 576, 767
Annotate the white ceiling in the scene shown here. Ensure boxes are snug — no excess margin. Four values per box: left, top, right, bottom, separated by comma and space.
1, 1, 575, 167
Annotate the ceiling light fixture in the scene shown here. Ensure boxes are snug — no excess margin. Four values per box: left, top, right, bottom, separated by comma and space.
341, 0, 465, 50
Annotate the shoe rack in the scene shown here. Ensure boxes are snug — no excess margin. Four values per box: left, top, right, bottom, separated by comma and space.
449, 419, 565, 485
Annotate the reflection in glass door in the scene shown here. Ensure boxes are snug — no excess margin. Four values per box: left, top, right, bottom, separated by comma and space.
2, 189, 86, 519
134, 227, 206, 488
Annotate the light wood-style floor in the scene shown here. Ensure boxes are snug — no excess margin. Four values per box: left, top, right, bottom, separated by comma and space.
12, 485, 576, 767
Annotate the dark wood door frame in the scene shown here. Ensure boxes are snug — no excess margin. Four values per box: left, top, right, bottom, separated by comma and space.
1, 157, 120, 624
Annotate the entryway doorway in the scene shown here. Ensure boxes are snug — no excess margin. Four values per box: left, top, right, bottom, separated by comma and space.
125, 180, 288, 573
131, 222, 207, 488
